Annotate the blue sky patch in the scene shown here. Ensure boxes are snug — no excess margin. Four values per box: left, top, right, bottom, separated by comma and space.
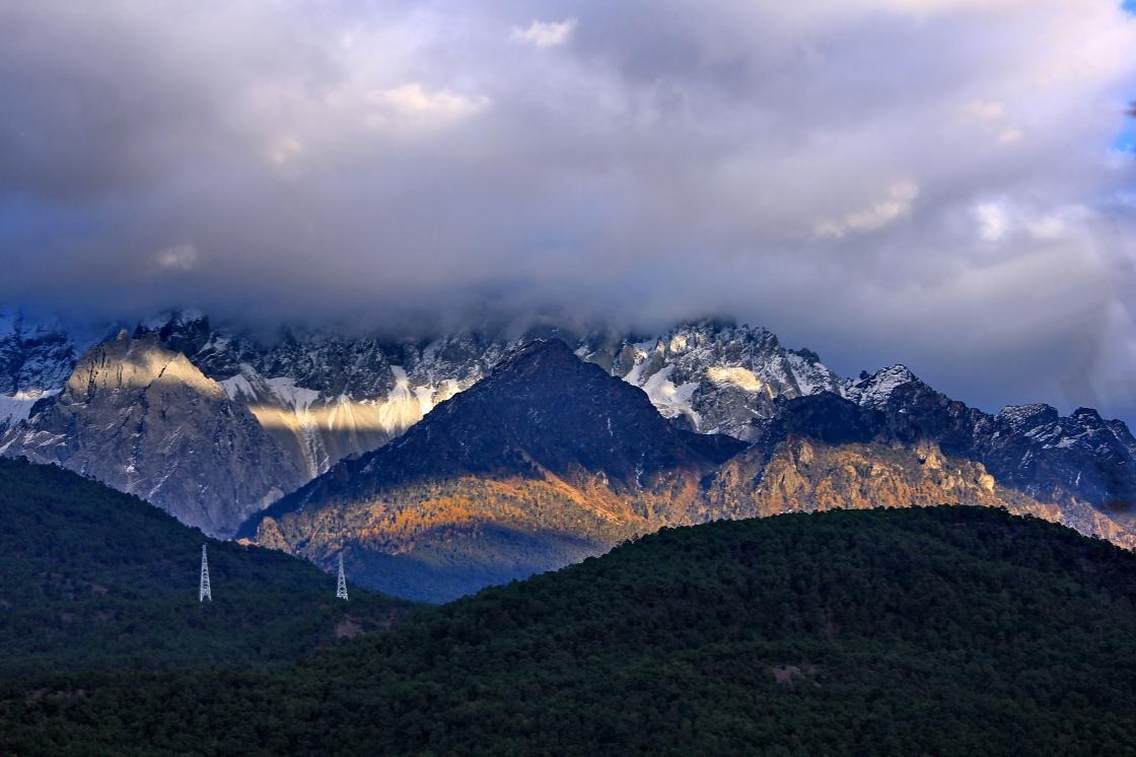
1115, 130, 1136, 153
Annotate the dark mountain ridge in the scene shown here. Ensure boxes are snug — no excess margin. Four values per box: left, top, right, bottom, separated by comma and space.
0, 457, 411, 675
768, 367, 1136, 521
247, 340, 740, 526
240, 340, 1136, 601
7, 507, 1136, 755
241, 340, 744, 600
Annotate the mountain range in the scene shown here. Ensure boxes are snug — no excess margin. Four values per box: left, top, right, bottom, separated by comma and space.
2, 306, 1134, 599
0, 310, 843, 535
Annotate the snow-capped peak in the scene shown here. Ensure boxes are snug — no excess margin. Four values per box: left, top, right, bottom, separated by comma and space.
847, 364, 919, 409
137, 308, 208, 333
995, 403, 1059, 433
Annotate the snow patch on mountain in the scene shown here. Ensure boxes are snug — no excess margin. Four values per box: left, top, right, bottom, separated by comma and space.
996, 403, 1060, 434
706, 366, 766, 394
640, 365, 701, 427
597, 321, 846, 439
0, 389, 58, 429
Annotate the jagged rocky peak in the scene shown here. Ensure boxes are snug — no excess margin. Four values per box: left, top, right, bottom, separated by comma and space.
0, 331, 305, 536
133, 308, 213, 357
3, 307, 850, 457
0, 308, 115, 430
995, 403, 1060, 433
847, 364, 921, 408
241, 337, 737, 600
134, 307, 209, 334
0, 308, 96, 393
125, 314, 850, 481
364, 337, 719, 489
991, 403, 1134, 452
581, 318, 845, 440
66, 330, 223, 400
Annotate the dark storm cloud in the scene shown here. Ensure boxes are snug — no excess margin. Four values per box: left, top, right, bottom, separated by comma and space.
1, 0, 1135, 421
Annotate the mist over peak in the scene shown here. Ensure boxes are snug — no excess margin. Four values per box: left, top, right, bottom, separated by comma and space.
1, 1, 1134, 423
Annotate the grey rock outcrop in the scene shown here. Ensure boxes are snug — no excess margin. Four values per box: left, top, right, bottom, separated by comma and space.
0, 331, 305, 535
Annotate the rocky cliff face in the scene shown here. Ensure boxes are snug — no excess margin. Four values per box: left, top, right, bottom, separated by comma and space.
135, 313, 839, 479
703, 371, 1136, 549
580, 320, 844, 439
241, 340, 740, 600
1, 310, 841, 539
239, 340, 1136, 601
839, 365, 1136, 523
4, 306, 1135, 582
976, 404, 1136, 523
706, 436, 1136, 550
0, 309, 108, 432
0, 332, 305, 535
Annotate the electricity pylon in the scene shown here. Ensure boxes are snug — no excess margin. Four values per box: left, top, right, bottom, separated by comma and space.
336, 552, 349, 601
199, 544, 212, 602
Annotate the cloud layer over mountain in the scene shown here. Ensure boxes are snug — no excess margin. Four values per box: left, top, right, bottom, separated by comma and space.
1, 1, 1134, 420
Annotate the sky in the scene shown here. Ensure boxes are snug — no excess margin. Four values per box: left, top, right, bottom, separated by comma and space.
1, 1, 1135, 422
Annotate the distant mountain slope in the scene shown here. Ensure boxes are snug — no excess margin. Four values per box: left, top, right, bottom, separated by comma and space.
4, 306, 1135, 584
240, 340, 744, 601
585, 319, 844, 438
706, 378, 1136, 549
0, 332, 307, 535
1, 308, 840, 489
838, 366, 1136, 533
0, 307, 108, 432
158, 314, 836, 475
0, 457, 411, 675
7, 507, 1136, 755
242, 342, 1136, 601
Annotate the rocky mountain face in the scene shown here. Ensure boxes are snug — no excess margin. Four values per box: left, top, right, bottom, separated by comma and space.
698, 365, 1136, 547
0, 309, 839, 499
240, 339, 1136, 601
0, 331, 306, 535
3, 305, 1135, 592
583, 320, 844, 439
841, 365, 1136, 532
0, 308, 108, 432
150, 315, 833, 477
240, 340, 743, 600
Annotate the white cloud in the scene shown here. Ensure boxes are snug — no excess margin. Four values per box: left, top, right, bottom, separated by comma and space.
963, 100, 1006, 122
2, 0, 1136, 421
155, 244, 198, 271
972, 200, 1092, 244
973, 202, 1010, 242
510, 18, 577, 48
366, 83, 490, 126
267, 135, 302, 166
815, 182, 920, 239
997, 127, 1024, 144
962, 100, 1025, 146
871, 0, 1034, 13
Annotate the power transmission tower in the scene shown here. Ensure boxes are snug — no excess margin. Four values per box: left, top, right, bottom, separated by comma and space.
199, 544, 212, 603
336, 552, 349, 601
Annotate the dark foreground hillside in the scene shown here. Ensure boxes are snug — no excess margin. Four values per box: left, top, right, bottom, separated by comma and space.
0, 457, 412, 675
4, 506, 1136, 755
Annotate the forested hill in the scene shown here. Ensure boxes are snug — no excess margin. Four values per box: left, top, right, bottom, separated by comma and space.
0, 457, 412, 675
5, 506, 1136, 755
